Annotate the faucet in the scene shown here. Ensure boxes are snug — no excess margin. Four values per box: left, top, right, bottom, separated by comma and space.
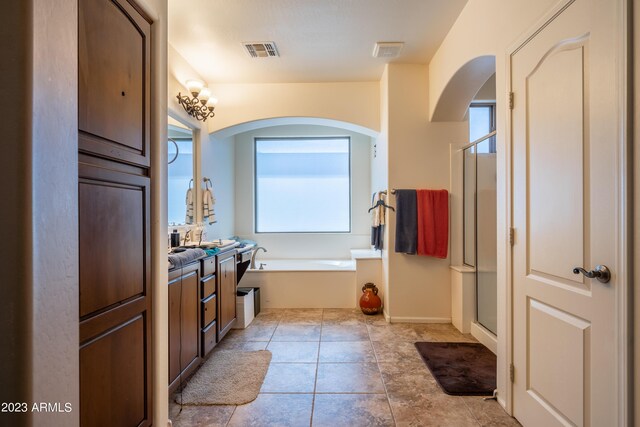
250, 247, 267, 269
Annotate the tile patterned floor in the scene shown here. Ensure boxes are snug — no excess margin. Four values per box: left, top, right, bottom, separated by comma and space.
170, 309, 520, 427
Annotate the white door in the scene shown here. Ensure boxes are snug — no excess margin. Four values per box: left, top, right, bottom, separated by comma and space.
511, 0, 623, 425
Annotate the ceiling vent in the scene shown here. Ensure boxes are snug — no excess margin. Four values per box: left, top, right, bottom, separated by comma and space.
243, 42, 280, 58
373, 42, 404, 59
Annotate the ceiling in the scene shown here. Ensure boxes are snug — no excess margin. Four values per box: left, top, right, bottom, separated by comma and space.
168, 0, 468, 84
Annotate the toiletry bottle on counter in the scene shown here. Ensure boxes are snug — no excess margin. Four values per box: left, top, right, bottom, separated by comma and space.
170, 229, 181, 248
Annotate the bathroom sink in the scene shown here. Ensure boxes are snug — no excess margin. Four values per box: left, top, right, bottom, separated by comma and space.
183, 240, 239, 249
207, 239, 237, 247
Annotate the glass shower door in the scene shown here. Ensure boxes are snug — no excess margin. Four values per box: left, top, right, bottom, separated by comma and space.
476, 152, 497, 334
464, 104, 497, 335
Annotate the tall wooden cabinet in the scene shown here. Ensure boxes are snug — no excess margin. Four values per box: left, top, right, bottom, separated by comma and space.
78, 0, 153, 425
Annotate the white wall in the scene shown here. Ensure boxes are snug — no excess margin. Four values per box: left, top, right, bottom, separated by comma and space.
206, 82, 380, 135
475, 74, 496, 102
32, 1, 80, 425
234, 124, 373, 259
429, 0, 556, 119
384, 64, 468, 322
372, 67, 391, 314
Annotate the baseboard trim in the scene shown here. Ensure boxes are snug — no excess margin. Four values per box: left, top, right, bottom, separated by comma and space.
388, 316, 451, 324
470, 321, 497, 355
497, 395, 507, 410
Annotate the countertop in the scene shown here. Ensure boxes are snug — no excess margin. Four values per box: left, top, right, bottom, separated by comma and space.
168, 244, 255, 272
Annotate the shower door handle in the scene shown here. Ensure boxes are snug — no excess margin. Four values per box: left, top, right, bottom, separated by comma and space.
572, 265, 611, 283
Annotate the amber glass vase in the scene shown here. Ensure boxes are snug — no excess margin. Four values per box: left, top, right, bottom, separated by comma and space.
359, 283, 382, 315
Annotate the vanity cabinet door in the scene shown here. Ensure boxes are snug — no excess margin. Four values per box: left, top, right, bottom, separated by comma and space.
180, 270, 200, 373
217, 252, 237, 340
168, 275, 182, 384
168, 265, 201, 392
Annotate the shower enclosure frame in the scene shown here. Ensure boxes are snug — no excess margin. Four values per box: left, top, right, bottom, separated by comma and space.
462, 129, 497, 335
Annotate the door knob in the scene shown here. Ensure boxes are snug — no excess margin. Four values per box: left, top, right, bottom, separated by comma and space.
572, 265, 611, 283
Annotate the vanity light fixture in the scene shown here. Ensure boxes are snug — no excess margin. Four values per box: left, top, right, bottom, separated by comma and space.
176, 79, 218, 122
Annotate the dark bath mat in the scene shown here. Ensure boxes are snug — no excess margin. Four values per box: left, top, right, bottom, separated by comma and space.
414, 342, 496, 396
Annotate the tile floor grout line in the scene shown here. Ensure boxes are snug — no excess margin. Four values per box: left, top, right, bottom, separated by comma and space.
309, 308, 325, 426
226, 311, 282, 426
460, 397, 484, 426
367, 312, 398, 427
224, 405, 238, 427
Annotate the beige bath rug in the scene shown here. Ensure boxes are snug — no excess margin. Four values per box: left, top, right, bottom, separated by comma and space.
177, 350, 272, 405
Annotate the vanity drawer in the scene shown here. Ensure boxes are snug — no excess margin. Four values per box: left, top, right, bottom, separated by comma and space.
202, 321, 217, 356
201, 275, 215, 299
238, 250, 252, 264
202, 294, 217, 328
201, 256, 216, 277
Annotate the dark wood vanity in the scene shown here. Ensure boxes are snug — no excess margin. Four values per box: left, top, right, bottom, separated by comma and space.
168, 247, 247, 394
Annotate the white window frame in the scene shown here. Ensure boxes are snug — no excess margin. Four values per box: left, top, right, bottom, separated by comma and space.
253, 136, 352, 234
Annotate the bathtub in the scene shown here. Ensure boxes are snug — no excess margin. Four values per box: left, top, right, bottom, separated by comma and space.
241, 259, 357, 308
249, 259, 355, 272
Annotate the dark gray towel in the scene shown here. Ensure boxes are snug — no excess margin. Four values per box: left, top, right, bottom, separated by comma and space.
371, 225, 383, 251
394, 189, 417, 254
168, 248, 207, 270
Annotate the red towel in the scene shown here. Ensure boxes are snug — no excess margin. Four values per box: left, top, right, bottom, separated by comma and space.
416, 189, 449, 258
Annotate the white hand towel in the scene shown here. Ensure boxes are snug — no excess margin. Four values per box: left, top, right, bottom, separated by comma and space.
203, 188, 217, 225
370, 192, 387, 227
185, 187, 195, 224
371, 192, 380, 227
378, 192, 387, 226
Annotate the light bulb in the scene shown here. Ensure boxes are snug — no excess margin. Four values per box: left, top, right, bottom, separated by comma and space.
199, 87, 211, 103
186, 79, 204, 96
206, 97, 218, 108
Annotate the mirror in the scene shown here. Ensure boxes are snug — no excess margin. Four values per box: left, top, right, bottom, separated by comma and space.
168, 116, 195, 226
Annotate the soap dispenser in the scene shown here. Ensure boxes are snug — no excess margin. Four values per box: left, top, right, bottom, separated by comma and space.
170, 229, 181, 248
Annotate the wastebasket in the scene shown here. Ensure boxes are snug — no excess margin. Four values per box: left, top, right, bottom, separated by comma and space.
234, 287, 255, 329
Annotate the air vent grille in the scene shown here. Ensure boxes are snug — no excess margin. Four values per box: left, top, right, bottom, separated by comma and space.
373, 42, 404, 59
243, 42, 280, 58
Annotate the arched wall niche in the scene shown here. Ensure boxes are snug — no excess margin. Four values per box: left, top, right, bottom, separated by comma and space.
430, 55, 496, 122
210, 116, 379, 140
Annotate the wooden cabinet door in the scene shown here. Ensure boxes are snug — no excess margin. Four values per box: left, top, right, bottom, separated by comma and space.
168, 265, 201, 391
78, 163, 152, 427
217, 253, 237, 340
80, 315, 147, 427
180, 270, 200, 373
79, 0, 150, 167
168, 275, 181, 385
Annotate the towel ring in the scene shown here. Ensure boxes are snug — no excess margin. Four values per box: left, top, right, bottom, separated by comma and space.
168, 138, 179, 164
203, 177, 212, 190
188, 178, 193, 189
